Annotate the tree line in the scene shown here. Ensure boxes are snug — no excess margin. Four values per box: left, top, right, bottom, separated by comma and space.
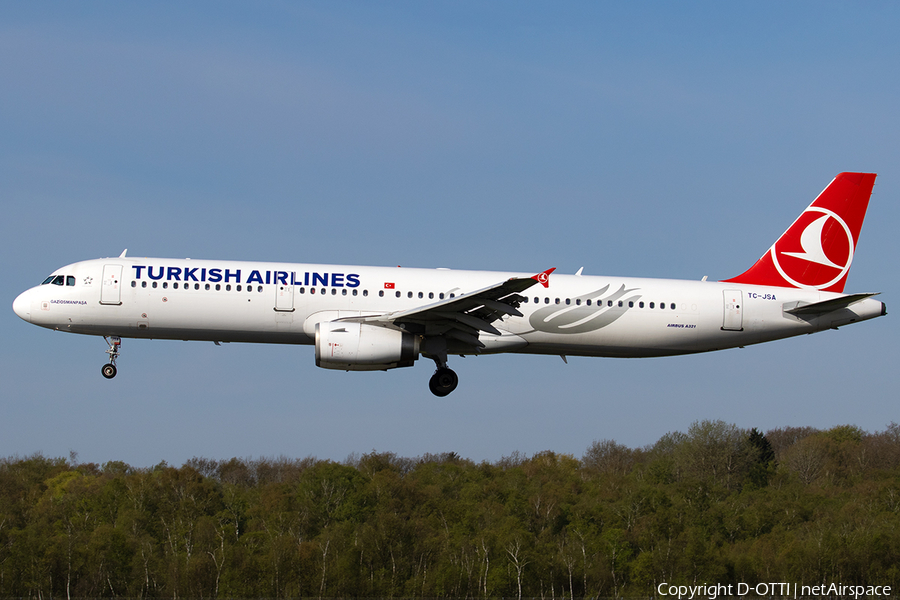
1, 421, 899, 599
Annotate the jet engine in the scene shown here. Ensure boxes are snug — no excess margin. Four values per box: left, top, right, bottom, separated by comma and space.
315, 321, 419, 371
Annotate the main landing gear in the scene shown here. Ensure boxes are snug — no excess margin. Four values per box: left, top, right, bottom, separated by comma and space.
102, 336, 121, 379
429, 367, 459, 397
428, 349, 459, 397
423, 336, 459, 397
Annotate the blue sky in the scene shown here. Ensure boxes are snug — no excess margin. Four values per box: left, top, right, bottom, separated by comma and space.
2, 2, 898, 467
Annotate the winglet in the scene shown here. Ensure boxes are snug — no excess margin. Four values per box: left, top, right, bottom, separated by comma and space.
532, 268, 556, 288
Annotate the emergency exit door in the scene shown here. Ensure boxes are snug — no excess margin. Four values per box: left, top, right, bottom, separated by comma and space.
275, 284, 294, 311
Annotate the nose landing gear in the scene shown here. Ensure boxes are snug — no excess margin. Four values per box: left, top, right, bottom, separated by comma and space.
102, 336, 121, 379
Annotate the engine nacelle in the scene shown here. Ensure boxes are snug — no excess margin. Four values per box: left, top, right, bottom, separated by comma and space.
315, 321, 419, 371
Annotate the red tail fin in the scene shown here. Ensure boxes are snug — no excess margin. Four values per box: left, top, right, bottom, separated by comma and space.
722, 172, 876, 293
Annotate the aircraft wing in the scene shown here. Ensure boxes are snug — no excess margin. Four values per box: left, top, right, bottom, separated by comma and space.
346, 268, 555, 349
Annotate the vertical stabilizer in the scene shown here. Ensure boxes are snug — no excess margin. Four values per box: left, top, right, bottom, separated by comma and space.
722, 172, 876, 293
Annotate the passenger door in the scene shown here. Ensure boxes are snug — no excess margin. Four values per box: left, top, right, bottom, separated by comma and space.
721, 289, 743, 331
100, 264, 123, 305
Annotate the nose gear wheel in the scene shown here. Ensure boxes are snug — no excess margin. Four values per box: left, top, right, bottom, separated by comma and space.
102, 336, 121, 379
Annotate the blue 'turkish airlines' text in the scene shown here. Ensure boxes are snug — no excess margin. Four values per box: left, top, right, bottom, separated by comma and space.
132, 266, 360, 287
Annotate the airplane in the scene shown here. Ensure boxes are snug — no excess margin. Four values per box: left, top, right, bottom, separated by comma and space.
12, 172, 886, 396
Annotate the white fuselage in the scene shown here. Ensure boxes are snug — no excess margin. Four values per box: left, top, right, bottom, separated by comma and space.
13, 257, 885, 359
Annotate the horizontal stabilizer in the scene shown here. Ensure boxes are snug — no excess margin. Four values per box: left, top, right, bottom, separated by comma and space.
784, 293, 879, 316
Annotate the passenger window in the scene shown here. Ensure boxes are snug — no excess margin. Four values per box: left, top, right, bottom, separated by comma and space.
418, 292, 424, 299
628, 301, 633, 308
555, 298, 560, 304
379, 290, 384, 297
660, 302, 665, 309
649, 302, 655, 308
544, 298, 550, 304
408, 291, 413, 298
131, 281, 136, 288
238, 285, 243, 292
439, 293, 445, 299
586, 299, 592, 306
363, 290, 368, 297
639, 301, 644, 308
152, 282, 158, 289
216, 284, 221, 291
66, 276, 76, 286
205, 284, 210, 290
565, 299, 570, 305
342, 289, 347, 296
331, 289, 337, 295
450, 293, 455, 298
259, 286, 264, 293
142, 281, 147, 288
618, 301, 623, 307
576, 299, 581, 305
195, 283, 200, 290
299, 287, 304, 294
608, 301, 613, 307
396, 291, 401, 298
163, 282, 168, 289
226, 285, 232, 291
429, 292, 434, 299
670, 303, 676, 310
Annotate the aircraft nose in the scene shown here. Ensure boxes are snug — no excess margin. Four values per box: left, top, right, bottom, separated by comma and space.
13, 290, 31, 323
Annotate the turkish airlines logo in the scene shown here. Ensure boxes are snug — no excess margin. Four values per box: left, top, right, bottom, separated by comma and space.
770, 207, 854, 290
531, 268, 555, 288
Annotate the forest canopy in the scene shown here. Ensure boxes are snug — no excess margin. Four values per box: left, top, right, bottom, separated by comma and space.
1, 421, 899, 599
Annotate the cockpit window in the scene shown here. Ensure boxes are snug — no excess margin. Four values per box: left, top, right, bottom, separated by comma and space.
41, 274, 75, 286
